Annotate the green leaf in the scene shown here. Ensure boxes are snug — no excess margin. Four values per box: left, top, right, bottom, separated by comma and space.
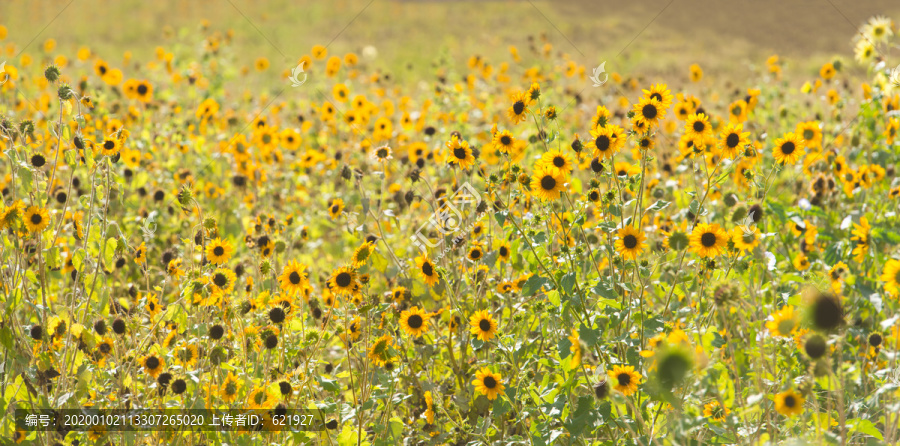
522, 275, 551, 296
848, 419, 883, 440
561, 273, 576, 296
646, 200, 670, 212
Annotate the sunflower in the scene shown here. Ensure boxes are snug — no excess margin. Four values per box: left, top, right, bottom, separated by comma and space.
496, 241, 512, 263
206, 238, 233, 265
372, 145, 393, 162
368, 334, 393, 366
632, 97, 666, 128
351, 241, 374, 268
731, 226, 760, 254
209, 268, 237, 296
466, 242, 485, 262
99, 137, 121, 156
587, 124, 625, 160
415, 255, 440, 287
796, 121, 823, 149
173, 343, 199, 368
492, 130, 516, 153
328, 266, 358, 296
880, 259, 900, 296
530, 167, 566, 201
684, 113, 712, 140
772, 132, 805, 165
328, 199, 345, 220
507, 91, 531, 124
472, 368, 505, 400
727, 99, 748, 123
145, 295, 163, 317
718, 123, 750, 159
539, 150, 574, 175
279, 260, 310, 296
766, 305, 798, 337
134, 242, 147, 265
142, 354, 164, 378
23, 206, 50, 233
220, 372, 242, 403
615, 226, 646, 260
608, 365, 641, 396
774, 389, 805, 417
247, 385, 277, 410
469, 310, 497, 341
689, 223, 728, 258
793, 253, 810, 271
703, 401, 730, 421
446, 135, 476, 170
642, 84, 673, 110
400, 306, 431, 337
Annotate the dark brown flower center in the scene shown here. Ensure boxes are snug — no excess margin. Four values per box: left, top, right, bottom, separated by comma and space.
701, 232, 717, 247
479, 319, 491, 332
289, 271, 301, 285
540, 175, 557, 191
407, 314, 423, 329
483, 376, 497, 389
781, 142, 795, 155
623, 234, 638, 249
335, 272, 352, 287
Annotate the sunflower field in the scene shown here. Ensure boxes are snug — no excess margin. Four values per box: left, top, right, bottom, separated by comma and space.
2, 8, 900, 446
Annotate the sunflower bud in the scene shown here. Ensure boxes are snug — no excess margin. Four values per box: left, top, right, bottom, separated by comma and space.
58, 84, 74, 100
44, 65, 61, 83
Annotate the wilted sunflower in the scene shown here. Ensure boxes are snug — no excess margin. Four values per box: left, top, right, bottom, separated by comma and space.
415, 255, 439, 287
615, 226, 646, 260
689, 223, 728, 258
469, 310, 497, 341
608, 365, 641, 396
23, 206, 50, 233
772, 132, 805, 164
530, 167, 566, 201
774, 389, 804, 417
400, 306, 431, 337
206, 238, 233, 265
472, 368, 505, 400
328, 266, 358, 296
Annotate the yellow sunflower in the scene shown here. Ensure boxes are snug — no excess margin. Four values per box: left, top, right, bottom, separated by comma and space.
134, 242, 147, 265
492, 130, 517, 153
507, 91, 531, 124
415, 255, 439, 287
469, 310, 497, 342
632, 97, 666, 128
772, 132, 805, 165
351, 241, 374, 268
608, 365, 641, 396
774, 389, 804, 417
208, 268, 236, 296
703, 401, 731, 421
731, 226, 760, 254
530, 167, 566, 201
587, 124, 626, 160
368, 334, 393, 366
446, 135, 476, 170
23, 206, 50, 233
766, 305, 798, 337
206, 238, 233, 265
689, 223, 728, 258
279, 260, 310, 296
400, 306, 431, 337
247, 385, 277, 410
472, 368, 505, 400
327, 199, 345, 220
615, 226, 646, 260
684, 113, 712, 140
328, 266, 358, 296
142, 354, 164, 378
220, 372, 242, 403
718, 123, 750, 159
539, 149, 574, 175
880, 259, 900, 296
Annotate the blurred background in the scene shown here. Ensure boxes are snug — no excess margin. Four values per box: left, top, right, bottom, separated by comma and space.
3, 0, 900, 82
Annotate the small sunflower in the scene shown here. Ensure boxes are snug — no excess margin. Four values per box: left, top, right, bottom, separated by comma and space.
446, 135, 476, 170
766, 305, 798, 337
587, 124, 625, 160
142, 354, 164, 378
220, 372, 242, 403
774, 389, 804, 417
174, 343, 199, 368
772, 132, 805, 165
467, 242, 485, 262
472, 368, 505, 400
632, 97, 666, 128
469, 310, 497, 342
689, 223, 728, 258
507, 91, 531, 124
279, 260, 310, 295
608, 365, 641, 396
703, 401, 730, 421
684, 113, 712, 140
731, 226, 760, 254
718, 123, 750, 159
530, 167, 566, 201
496, 241, 512, 263
880, 259, 900, 296
23, 206, 50, 233
206, 238, 233, 265
351, 241, 374, 268
208, 268, 237, 296
327, 199, 345, 220
492, 130, 516, 153
415, 255, 439, 287
539, 149, 574, 175
399, 306, 431, 337
615, 226, 646, 260
99, 137, 121, 156
134, 242, 147, 265
247, 385, 277, 410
